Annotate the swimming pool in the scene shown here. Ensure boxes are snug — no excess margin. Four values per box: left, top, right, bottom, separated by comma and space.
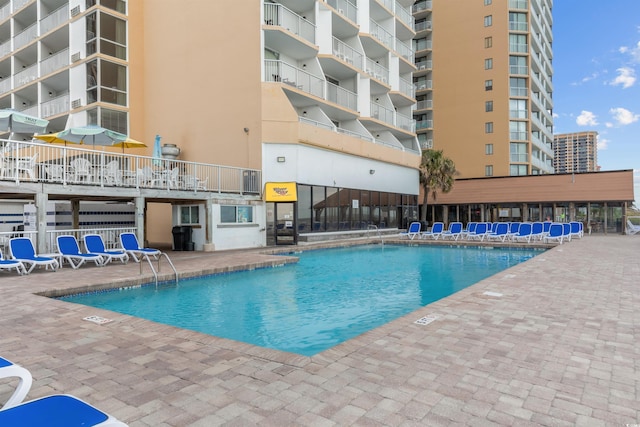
60, 245, 542, 356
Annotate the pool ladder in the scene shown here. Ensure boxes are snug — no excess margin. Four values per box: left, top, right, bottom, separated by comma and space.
140, 252, 179, 286
367, 224, 384, 245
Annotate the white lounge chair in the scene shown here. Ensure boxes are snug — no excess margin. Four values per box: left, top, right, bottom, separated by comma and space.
9, 238, 59, 274
0, 249, 26, 275
400, 221, 421, 240
626, 219, 640, 235
119, 232, 160, 262
421, 222, 444, 240
84, 234, 129, 264
0, 356, 32, 409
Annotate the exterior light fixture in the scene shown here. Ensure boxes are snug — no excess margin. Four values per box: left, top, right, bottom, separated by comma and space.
277, 156, 286, 163
369, 169, 375, 175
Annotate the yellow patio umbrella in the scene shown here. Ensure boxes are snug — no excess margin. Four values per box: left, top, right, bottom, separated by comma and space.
34, 131, 146, 151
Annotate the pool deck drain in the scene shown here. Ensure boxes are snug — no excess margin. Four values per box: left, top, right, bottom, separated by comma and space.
1, 235, 639, 426
83, 315, 113, 325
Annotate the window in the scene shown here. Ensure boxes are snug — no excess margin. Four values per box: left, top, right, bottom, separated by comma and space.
485, 165, 493, 176
485, 122, 493, 133
509, 12, 528, 31
484, 36, 492, 48
509, 55, 527, 74
509, 34, 528, 53
485, 144, 493, 155
510, 164, 528, 176
510, 142, 528, 162
484, 0, 492, 4
509, 99, 528, 118
509, 77, 527, 97
485, 100, 493, 112
180, 206, 200, 225
221, 206, 254, 223
485, 58, 493, 70
485, 79, 493, 91
509, 121, 527, 140
484, 15, 492, 27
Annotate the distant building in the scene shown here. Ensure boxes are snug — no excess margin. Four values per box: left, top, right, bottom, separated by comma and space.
553, 131, 599, 173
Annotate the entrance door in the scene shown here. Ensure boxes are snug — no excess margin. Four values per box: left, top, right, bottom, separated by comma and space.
266, 202, 296, 245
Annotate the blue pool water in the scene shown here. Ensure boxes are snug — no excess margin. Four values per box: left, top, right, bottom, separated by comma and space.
60, 245, 541, 356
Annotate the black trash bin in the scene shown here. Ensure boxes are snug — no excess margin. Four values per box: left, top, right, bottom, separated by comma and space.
183, 226, 194, 251
172, 226, 185, 251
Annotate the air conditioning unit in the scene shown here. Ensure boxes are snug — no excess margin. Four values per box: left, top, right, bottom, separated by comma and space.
71, 52, 81, 62
71, 99, 82, 109
70, 6, 81, 17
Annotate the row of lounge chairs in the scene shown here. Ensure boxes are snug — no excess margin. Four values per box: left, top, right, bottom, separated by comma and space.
0, 233, 161, 275
402, 221, 584, 244
0, 355, 127, 426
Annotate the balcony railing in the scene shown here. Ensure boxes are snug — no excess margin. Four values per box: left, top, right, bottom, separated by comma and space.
333, 37, 363, 69
398, 77, 415, 99
369, 20, 393, 49
395, 112, 415, 132
0, 40, 10, 58
412, 1, 432, 13
265, 60, 324, 98
395, 39, 414, 63
326, 0, 357, 23
40, 4, 69, 35
371, 102, 394, 124
0, 3, 10, 21
40, 48, 69, 77
414, 20, 432, 32
327, 82, 357, 110
416, 119, 433, 130
415, 80, 432, 91
365, 58, 389, 84
14, 23, 38, 50
41, 93, 70, 118
395, 2, 414, 29
416, 99, 432, 110
14, 64, 38, 88
416, 59, 432, 70
263, 3, 315, 45
0, 79, 11, 95
0, 140, 262, 195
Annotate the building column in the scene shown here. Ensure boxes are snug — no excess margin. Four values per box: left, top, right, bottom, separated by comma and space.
134, 196, 145, 245
522, 203, 528, 222
203, 198, 215, 251
35, 192, 48, 254
71, 200, 80, 229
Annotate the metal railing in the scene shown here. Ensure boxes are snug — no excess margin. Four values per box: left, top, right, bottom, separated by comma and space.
263, 3, 315, 44
0, 140, 262, 195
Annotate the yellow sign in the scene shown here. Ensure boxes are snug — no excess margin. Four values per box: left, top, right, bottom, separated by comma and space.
265, 182, 297, 202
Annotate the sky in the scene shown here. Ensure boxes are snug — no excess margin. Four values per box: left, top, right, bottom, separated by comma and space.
552, 1, 640, 207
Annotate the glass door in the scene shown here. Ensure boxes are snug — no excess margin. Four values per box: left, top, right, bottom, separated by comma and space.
266, 202, 296, 245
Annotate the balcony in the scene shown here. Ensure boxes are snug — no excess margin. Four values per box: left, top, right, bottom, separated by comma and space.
412, 1, 432, 13
14, 23, 38, 51
263, 3, 315, 45
41, 93, 70, 118
395, 39, 414, 63
326, 82, 357, 111
333, 37, 363, 69
416, 99, 432, 110
40, 4, 69, 35
14, 64, 38, 88
265, 59, 324, 98
40, 49, 69, 77
395, 2, 414, 30
365, 58, 389, 84
369, 20, 393, 49
326, 0, 357, 23
416, 119, 433, 130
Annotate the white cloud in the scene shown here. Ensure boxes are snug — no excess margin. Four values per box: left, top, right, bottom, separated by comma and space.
609, 107, 640, 125
597, 138, 609, 150
610, 67, 636, 88
576, 110, 598, 126
629, 41, 640, 63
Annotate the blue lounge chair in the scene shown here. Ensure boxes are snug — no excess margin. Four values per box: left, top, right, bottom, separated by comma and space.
461, 222, 477, 238
400, 221, 421, 240
0, 249, 26, 275
512, 222, 533, 243
0, 394, 127, 426
119, 232, 161, 262
440, 222, 463, 240
467, 222, 488, 241
562, 223, 571, 242
420, 222, 444, 240
486, 222, 509, 242
530, 222, 544, 240
570, 221, 583, 239
9, 238, 58, 274
84, 234, 129, 265
0, 356, 32, 409
57, 235, 104, 269
544, 223, 564, 244
506, 222, 521, 240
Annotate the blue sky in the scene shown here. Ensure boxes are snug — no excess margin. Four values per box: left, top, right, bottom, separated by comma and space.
552, 1, 640, 206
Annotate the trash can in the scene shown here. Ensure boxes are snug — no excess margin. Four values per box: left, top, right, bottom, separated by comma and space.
183, 226, 194, 251
172, 226, 185, 251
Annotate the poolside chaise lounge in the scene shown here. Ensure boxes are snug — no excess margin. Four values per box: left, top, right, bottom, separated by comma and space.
400, 221, 421, 240
84, 234, 129, 264
544, 223, 564, 244
119, 232, 161, 262
466, 222, 488, 241
420, 222, 444, 240
626, 219, 640, 235
0, 356, 32, 409
9, 238, 59, 274
512, 222, 533, 243
530, 222, 544, 240
570, 221, 584, 239
0, 394, 128, 426
440, 222, 463, 240
57, 235, 104, 269
0, 249, 26, 275
486, 222, 509, 242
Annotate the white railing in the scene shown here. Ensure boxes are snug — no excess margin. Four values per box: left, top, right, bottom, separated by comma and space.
371, 102, 394, 124
40, 4, 69, 35
45, 227, 137, 253
414, 20, 432, 32
416, 99, 432, 110
41, 93, 70, 118
395, 2, 413, 29
14, 23, 38, 50
398, 77, 415, 99
326, 82, 357, 111
0, 140, 262, 195
395, 112, 415, 132
265, 60, 324, 99
332, 37, 363, 69
0, 78, 11, 94
14, 64, 38, 87
40, 48, 69, 76
370, 20, 393, 49
0, 3, 10, 21
326, 0, 357, 23
365, 58, 389, 84
412, 1, 432, 13
395, 39, 414, 63
263, 3, 315, 44
13, 0, 32, 11
0, 40, 11, 58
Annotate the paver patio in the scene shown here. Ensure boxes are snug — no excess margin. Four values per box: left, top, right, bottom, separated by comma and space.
0, 235, 639, 426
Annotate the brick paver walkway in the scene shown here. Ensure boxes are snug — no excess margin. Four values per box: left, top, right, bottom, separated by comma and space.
0, 235, 638, 426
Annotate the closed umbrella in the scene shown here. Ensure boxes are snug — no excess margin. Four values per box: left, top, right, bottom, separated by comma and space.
152, 134, 163, 166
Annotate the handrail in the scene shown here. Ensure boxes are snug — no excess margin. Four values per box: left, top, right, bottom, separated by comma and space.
139, 251, 178, 287
367, 224, 383, 245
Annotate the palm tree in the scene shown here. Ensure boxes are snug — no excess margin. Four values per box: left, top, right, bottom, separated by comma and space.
419, 149, 457, 223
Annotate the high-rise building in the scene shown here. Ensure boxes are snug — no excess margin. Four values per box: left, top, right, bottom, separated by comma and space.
413, 0, 554, 178
0, 0, 422, 243
553, 131, 598, 173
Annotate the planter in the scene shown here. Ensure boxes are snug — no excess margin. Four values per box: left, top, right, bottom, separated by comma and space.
161, 144, 180, 159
